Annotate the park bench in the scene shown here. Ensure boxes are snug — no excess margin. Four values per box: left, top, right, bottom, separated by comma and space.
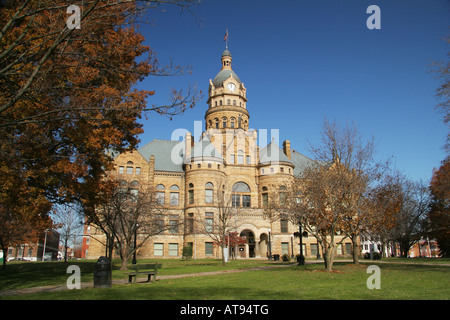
126, 263, 162, 283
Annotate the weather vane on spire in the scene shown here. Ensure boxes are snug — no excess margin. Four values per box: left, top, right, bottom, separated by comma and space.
224, 29, 229, 49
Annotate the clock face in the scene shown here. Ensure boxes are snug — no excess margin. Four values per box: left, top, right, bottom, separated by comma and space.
227, 83, 236, 92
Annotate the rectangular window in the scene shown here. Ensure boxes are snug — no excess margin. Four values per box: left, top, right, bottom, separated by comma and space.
187, 213, 194, 234
237, 154, 244, 164
135, 167, 141, 175
170, 192, 179, 206
130, 189, 139, 202
205, 189, 213, 204
281, 242, 289, 256
242, 195, 251, 207
262, 193, 268, 207
169, 243, 178, 256
311, 244, 318, 256
188, 190, 194, 204
280, 219, 288, 233
345, 243, 352, 255
127, 166, 133, 174
119, 166, 124, 174
230, 154, 235, 164
232, 194, 240, 207
336, 244, 343, 255
205, 242, 213, 255
156, 192, 165, 205
155, 214, 164, 233
154, 243, 164, 256
205, 212, 214, 232
246, 155, 251, 164
169, 218, 178, 234
279, 192, 286, 206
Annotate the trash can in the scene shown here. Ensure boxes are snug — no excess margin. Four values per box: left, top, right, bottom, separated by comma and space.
93, 256, 112, 288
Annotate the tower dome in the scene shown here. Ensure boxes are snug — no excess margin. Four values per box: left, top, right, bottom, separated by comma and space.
212, 48, 241, 88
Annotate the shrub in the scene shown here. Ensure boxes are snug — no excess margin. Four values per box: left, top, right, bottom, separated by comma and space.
282, 254, 290, 262
182, 246, 193, 260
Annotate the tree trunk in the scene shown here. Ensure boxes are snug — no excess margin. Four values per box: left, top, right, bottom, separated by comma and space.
352, 240, 359, 265
64, 238, 68, 263
323, 244, 335, 272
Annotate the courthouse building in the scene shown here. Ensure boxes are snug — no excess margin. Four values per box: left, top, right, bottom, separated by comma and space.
83, 48, 353, 260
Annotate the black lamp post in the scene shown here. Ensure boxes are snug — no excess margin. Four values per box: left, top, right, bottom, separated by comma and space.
268, 229, 272, 261
297, 223, 305, 265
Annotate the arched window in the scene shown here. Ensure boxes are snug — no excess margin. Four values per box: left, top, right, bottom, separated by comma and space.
279, 185, 287, 206
222, 117, 227, 129
237, 150, 244, 164
188, 183, 194, 204
232, 182, 251, 207
119, 180, 128, 195
130, 181, 139, 200
205, 182, 213, 204
156, 184, 165, 205
230, 117, 235, 129
170, 185, 179, 206
126, 161, 133, 174
119, 180, 128, 187
215, 118, 219, 129
262, 186, 268, 207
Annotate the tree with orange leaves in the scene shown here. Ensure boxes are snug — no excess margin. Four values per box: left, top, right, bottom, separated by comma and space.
428, 158, 450, 257
0, 166, 53, 269
0, 0, 200, 260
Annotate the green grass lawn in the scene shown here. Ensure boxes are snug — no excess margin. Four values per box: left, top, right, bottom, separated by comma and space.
1, 258, 449, 300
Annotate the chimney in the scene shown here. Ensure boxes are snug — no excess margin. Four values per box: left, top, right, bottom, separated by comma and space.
283, 140, 291, 160
185, 132, 192, 161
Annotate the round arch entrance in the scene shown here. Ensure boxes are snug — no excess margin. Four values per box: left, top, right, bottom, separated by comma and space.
239, 229, 256, 258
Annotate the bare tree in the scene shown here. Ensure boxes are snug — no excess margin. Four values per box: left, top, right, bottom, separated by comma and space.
430, 36, 449, 153
52, 203, 84, 262
391, 177, 431, 257
194, 184, 238, 265
275, 118, 387, 271
88, 178, 181, 270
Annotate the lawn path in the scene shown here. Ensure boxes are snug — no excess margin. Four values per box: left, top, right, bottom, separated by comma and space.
0, 263, 295, 297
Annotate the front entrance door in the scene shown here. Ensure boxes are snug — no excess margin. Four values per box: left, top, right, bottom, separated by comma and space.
240, 230, 256, 258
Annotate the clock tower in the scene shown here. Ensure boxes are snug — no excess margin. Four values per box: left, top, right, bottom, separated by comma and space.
205, 48, 249, 131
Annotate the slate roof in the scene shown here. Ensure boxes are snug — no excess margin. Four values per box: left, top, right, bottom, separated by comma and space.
290, 149, 319, 176
187, 139, 223, 161
212, 69, 241, 88
138, 139, 184, 172
258, 141, 292, 165
131, 139, 317, 176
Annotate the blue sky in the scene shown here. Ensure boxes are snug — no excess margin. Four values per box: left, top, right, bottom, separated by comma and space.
134, 0, 449, 183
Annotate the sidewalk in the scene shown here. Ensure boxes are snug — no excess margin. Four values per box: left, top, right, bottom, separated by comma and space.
0, 264, 294, 297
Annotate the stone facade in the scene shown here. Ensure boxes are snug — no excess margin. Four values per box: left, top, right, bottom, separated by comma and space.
83, 48, 353, 260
